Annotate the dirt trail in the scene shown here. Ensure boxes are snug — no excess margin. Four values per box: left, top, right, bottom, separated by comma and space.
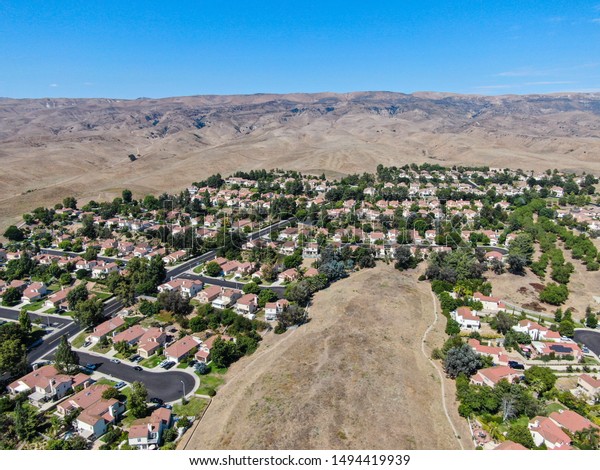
180, 263, 461, 450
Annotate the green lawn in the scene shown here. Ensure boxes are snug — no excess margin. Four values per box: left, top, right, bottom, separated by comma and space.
93, 291, 113, 301
583, 357, 600, 365
140, 354, 165, 369
47, 283, 62, 293
155, 311, 174, 323
71, 331, 88, 349
23, 300, 45, 311
173, 397, 209, 417
45, 307, 58, 314
95, 378, 117, 386
195, 374, 225, 396
91, 342, 112, 354
177, 361, 190, 369
498, 415, 529, 434
545, 402, 566, 415
193, 265, 204, 274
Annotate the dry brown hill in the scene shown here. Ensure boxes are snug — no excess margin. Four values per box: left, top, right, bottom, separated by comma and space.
180, 264, 465, 450
2, 91, 600, 228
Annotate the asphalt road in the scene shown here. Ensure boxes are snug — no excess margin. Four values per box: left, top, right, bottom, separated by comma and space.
574, 329, 600, 356
72, 352, 195, 403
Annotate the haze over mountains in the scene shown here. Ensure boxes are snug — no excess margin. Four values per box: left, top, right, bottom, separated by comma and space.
1, 91, 600, 228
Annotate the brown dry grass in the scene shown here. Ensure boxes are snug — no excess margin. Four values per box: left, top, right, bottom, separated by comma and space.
2, 92, 600, 231
180, 263, 462, 450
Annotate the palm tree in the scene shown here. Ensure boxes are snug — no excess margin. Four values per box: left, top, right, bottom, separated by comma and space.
574, 426, 599, 450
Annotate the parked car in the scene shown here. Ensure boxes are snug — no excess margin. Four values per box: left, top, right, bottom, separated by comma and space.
83, 341, 92, 348
150, 397, 164, 405
84, 363, 98, 370
133, 366, 143, 371
134, 356, 143, 363
114, 381, 126, 389
163, 361, 175, 370
508, 361, 525, 370
129, 354, 141, 362
110, 359, 121, 364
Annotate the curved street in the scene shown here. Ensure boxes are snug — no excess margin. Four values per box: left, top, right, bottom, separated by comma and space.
574, 329, 600, 357
68, 351, 197, 403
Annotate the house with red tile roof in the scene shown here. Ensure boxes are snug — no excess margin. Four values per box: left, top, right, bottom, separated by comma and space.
235, 293, 258, 316
472, 292, 505, 313
470, 366, 523, 387
530, 341, 583, 361
112, 324, 146, 346
196, 285, 222, 304
88, 316, 125, 343
528, 416, 572, 449
549, 409, 599, 434
265, 299, 290, 321
493, 441, 527, 450
212, 288, 242, 310
128, 407, 172, 449
513, 320, 561, 342
577, 374, 600, 400
220, 260, 241, 275
164, 335, 201, 363
8, 365, 91, 407
467, 339, 509, 366
44, 286, 73, 309
451, 306, 480, 331
137, 327, 167, 358
278, 268, 299, 283
158, 278, 203, 297
75, 390, 124, 440
195, 334, 235, 364
21, 282, 47, 302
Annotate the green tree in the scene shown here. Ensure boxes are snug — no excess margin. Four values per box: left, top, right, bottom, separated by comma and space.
506, 423, 535, 449
242, 282, 260, 295
523, 366, 557, 394
18, 310, 32, 334
73, 298, 104, 330
62, 196, 78, 210
54, 335, 80, 374
539, 283, 569, 305
204, 261, 222, 277
257, 289, 278, 308
394, 246, 418, 271
2, 287, 22, 306
558, 319, 575, 338
444, 344, 482, 379
3, 225, 25, 241
211, 337, 241, 368
129, 381, 148, 418
0, 338, 27, 375
508, 234, 534, 264
67, 284, 89, 310
122, 189, 133, 204
490, 311, 517, 335
102, 387, 120, 400
14, 402, 39, 442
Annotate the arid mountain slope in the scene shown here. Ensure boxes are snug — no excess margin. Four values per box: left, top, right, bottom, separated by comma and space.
1, 91, 600, 228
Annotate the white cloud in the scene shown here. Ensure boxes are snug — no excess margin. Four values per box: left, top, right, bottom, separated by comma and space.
591, 18, 600, 23
524, 81, 576, 86
474, 85, 516, 90
49, 83, 59, 87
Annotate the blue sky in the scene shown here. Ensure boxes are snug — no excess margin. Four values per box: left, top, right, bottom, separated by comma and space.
1, 1, 600, 98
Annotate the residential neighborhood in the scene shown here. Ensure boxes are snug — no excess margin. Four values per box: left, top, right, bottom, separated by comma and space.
1, 164, 599, 450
